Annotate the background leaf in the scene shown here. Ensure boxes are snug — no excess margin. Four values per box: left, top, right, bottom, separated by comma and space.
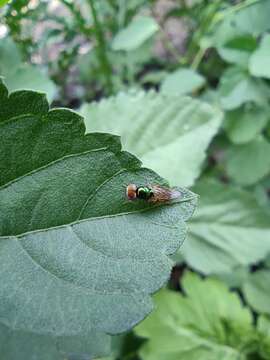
213, 266, 249, 288
257, 316, 270, 359
218, 67, 270, 110
243, 270, 270, 315
210, 0, 270, 47
224, 106, 269, 144
80, 91, 222, 187
226, 136, 270, 185
217, 35, 256, 67
224, 0, 270, 36
161, 68, 205, 96
249, 34, 270, 79
181, 180, 270, 274
0, 38, 56, 102
111, 16, 158, 51
135, 272, 255, 360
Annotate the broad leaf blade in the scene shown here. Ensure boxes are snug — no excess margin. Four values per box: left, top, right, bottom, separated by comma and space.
0, 38, 56, 102
224, 106, 269, 144
226, 137, 270, 185
182, 180, 270, 274
111, 16, 158, 51
217, 35, 256, 67
243, 270, 270, 315
135, 272, 254, 360
249, 34, 270, 79
209, 0, 270, 47
218, 67, 270, 110
80, 91, 222, 187
161, 68, 205, 96
0, 83, 197, 357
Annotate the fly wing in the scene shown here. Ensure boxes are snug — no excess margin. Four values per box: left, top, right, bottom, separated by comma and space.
149, 185, 181, 203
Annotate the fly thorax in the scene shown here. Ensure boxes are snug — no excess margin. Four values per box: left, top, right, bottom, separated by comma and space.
136, 187, 153, 200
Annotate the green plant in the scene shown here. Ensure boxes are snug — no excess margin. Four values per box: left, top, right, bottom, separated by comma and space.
1, 0, 270, 359
0, 0, 9, 8
0, 80, 197, 359
135, 272, 270, 360
0, 37, 56, 101
1, 0, 160, 103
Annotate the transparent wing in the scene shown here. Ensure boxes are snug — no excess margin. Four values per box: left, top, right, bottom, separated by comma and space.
149, 185, 181, 203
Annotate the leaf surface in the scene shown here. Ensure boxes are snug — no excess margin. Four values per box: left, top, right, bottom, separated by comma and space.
80, 91, 222, 187
224, 106, 269, 144
0, 37, 56, 102
218, 67, 270, 110
0, 82, 197, 357
111, 16, 158, 51
209, 0, 270, 47
243, 270, 270, 315
161, 68, 205, 96
135, 272, 254, 360
249, 34, 270, 79
226, 136, 270, 185
217, 35, 256, 67
182, 180, 270, 274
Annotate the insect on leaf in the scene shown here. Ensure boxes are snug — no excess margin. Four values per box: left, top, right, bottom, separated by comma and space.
0, 81, 197, 359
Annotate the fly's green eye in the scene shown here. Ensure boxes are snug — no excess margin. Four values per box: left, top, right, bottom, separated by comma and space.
136, 187, 153, 200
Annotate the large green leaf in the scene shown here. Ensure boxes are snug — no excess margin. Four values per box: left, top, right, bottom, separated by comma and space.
249, 34, 270, 79
161, 68, 205, 96
224, 105, 269, 144
111, 16, 158, 51
213, 266, 249, 288
217, 35, 256, 68
218, 67, 270, 110
243, 270, 270, 315
135, 272, 256, 360
0, 82, 197, 358
80, 91, 222, 187
209, 0, 270, 48
182, 180, 270, 274
223, 0, 270, 36
226, 136, 270, 185
0, 37, 56, 102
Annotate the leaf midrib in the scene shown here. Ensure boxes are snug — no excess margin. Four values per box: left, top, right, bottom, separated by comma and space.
0, 198, 193, 240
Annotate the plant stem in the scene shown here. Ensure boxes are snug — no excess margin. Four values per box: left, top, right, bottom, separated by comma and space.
191, 47, 206, 70
150, 6, 186, 66
60, 0, 92, 37
87, 0, 113, 94
190, 0, 260, 70
187, 0, 223, 69
212, 0, 261, 25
